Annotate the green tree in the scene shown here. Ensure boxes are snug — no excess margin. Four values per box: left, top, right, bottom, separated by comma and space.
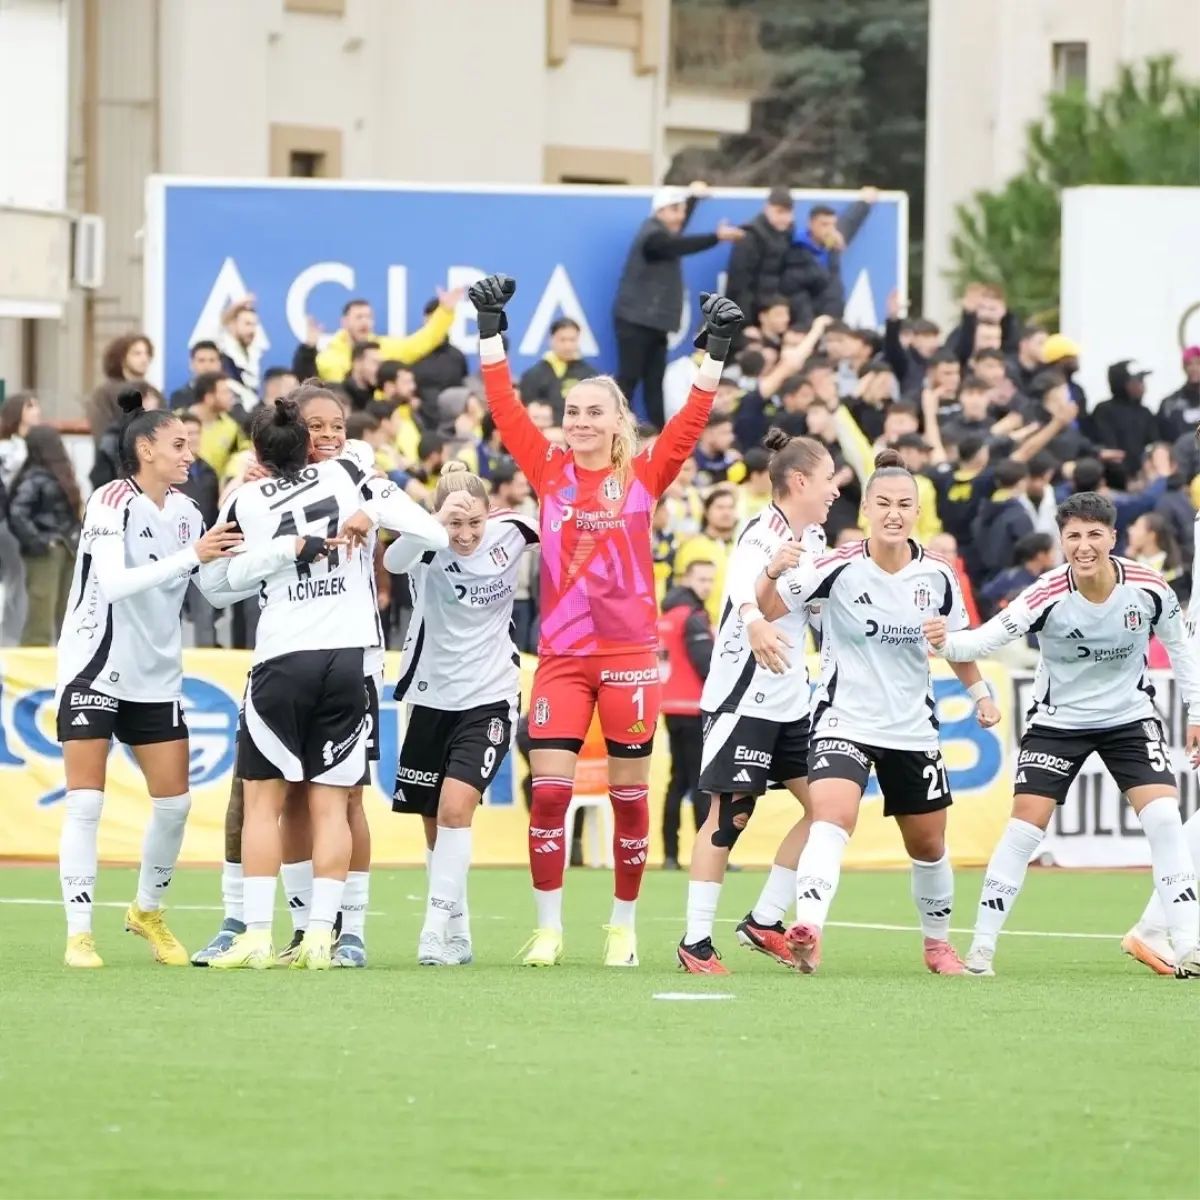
950, 56, 1200, 327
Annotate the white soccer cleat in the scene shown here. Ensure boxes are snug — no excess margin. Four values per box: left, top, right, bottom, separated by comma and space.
964, 944, 995, 976
446, 934, 474, 965
417, 931, 456, 966
1121, 926, 1175, 976
1174, 947, 1200, 979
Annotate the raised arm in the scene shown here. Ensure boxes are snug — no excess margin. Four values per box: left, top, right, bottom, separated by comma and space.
927, 592, 1037, 661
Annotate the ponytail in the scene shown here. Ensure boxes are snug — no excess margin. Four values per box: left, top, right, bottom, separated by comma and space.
763, 426, 831, 496
866, 447, 914, 495
117, 387, 179, 477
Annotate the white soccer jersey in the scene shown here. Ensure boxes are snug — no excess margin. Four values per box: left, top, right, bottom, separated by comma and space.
941, 559, 1200, 731
701, 505, 826, 723
777, 539, 970, 751
56, 480, 204, 703
388, 512, 538, 711
212, 459, 447, 666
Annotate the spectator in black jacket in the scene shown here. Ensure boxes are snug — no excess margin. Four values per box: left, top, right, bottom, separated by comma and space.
8, 426, 82, 646
979, 532, 1056, 619
614, 183, 744, 428
338, 341, 381, 411
1027, 370, 1092, 465
942, 282, 1020, 364
1157, 347, 1200, 444
1092, 360, 1156, 467
518, 317, 598, 422
177, 412, 221, 647
785, 188, 877, 326
168, 340, 222, 410
410, 297, 468, 408
659, 560, 716, 869
725, 186, 795, 323
970, 458, 1035, 585
1007, 326, 1047, 400
884, 291, 942, 401
1156, 449, 1196, 572
90, 381, 163, 491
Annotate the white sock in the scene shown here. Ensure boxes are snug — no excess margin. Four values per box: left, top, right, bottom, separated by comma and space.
135, 793, 191, 911
309, 876, 346, 935
911, 852, 954, 942
222, 860, 244, 924
424, 826, 472, 939
340, 870, 369, 939
794, 822, 851, 930
449, 877, 471, 940
244, 875, 277, 932
1136, 808, 1200, 933
534, 887, 563, 932
972, 818, 1044, 952
685, 880, 721, 944
281, 859, 313, 932
752, 863, 795, 926
610, 897, 636, 928
60, 788, 103, 936
1139, 796, 1199, 957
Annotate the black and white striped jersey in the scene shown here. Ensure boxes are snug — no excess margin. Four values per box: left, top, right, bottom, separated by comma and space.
778, 538, 969, 751
388, 512, 538, 712
699, 504, 825, 724
56, 480, 204, 704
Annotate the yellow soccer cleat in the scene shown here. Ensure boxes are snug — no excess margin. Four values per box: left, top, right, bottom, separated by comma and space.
603, 924, 639, 968
208, 928, 275, 970
64, 932, 104, 968
125, 905, 189, 966
290, 929, 332, 970
520, 928, 564, 967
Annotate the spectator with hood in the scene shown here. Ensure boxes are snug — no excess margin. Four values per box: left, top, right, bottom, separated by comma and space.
613, 181, 743, 427
786, 188, 877, 325
518, 317, 598, 421
410, 296, 469, 407
1157, 347, 1200, 444
724, 185, 796, 323
1092, 359, 1157, 467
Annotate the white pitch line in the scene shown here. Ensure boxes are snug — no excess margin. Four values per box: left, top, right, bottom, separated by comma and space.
0, 898, 389, 915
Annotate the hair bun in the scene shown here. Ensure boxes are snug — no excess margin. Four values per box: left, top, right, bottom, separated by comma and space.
763, 427, 792, 452
117, 387, 145, 416
273, 397, 294, 426
443, 460, 469, 475
874, 448, 905, 470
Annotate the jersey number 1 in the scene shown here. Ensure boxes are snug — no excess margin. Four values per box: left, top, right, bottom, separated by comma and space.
273, 497, 341, 578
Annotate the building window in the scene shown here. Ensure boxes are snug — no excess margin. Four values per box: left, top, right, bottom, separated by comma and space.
288, 150, 324, 178
1052, 42, 1088, 91
269, 125, 343, 178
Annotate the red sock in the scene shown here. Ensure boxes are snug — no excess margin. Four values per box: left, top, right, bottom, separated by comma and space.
610, 784, 650, 902
529, 776, 573, 892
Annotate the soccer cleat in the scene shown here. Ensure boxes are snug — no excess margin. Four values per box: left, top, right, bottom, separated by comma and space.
520, 928, 564, 967
417, 931, 456, 966
677, 937, 729, 974
923, 938, 966, 975
603, 924, 639, 967
291, 929, 332, 970
446, 935, 474, 965
64, 932, 103, 968
735, 913, 793, 967
208, 928, 274, 970
1174, 947, 1200, 979
190, 919, 246, 966
784, 921, 822, 974
1121, 928, 1175, 977
331, 933, 367, 968
276, 929, 305, 966
124, 905, 188, 966
964, 944, 995, 976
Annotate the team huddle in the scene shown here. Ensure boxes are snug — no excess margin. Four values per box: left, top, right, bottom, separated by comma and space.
52, 276, 1200, 978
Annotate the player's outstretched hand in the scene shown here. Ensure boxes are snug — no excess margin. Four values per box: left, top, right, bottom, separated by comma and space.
923, 617, 947, 650
748, 614, 791, 674
243, 456, 269, 483
468, 274, 516, 339
975, 696, 1001, 728
766, 540, 804, 580
195, 522, 243, 563
693, 292, 744, 362
338, 510, 375, 551
294, 534, 348, 564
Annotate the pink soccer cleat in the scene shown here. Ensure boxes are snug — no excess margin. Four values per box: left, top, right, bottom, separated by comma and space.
784, 921, 822, 974
924, 938, 966, 975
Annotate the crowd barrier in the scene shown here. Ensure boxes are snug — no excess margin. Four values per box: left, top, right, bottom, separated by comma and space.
0, 651, 1192, 868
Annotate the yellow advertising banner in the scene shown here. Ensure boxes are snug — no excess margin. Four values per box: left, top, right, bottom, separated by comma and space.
0, 650, 1014, 868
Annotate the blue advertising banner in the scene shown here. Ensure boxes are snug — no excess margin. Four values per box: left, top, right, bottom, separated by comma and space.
145, 179, 906, 397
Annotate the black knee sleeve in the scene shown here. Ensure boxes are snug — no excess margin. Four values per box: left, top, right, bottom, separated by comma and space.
710, 793, 757, 849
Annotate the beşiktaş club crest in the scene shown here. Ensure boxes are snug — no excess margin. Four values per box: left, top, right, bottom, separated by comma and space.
178, 517, 192, 543
486, 717, 505, 746
911, 581, 932, 610
534, 697, 550, 726
1124, 605, 1143, 631
490, 544, 510, 568
602, 474, 623, 502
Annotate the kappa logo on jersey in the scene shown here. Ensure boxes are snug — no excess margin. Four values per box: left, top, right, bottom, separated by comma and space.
911, 582, 932, 610
489, 544, 510, 568
534, 697, 550, 726
486, 718, 505, 746
1123, 606, 1143, 631
602, 474, 623, 501
1017, 749, 1073, 774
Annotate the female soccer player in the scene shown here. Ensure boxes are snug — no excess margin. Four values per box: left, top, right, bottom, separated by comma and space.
754, 449, 1001, 975
56, 390, 242, 967
925, 491, 1200, 978
677, 429, 838, 974
202, 393, 446, 970
386, 461, 538, 965
470, 273, 742, 967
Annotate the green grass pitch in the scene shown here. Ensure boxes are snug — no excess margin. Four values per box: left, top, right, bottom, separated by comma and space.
0, 865, 1196, 1199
